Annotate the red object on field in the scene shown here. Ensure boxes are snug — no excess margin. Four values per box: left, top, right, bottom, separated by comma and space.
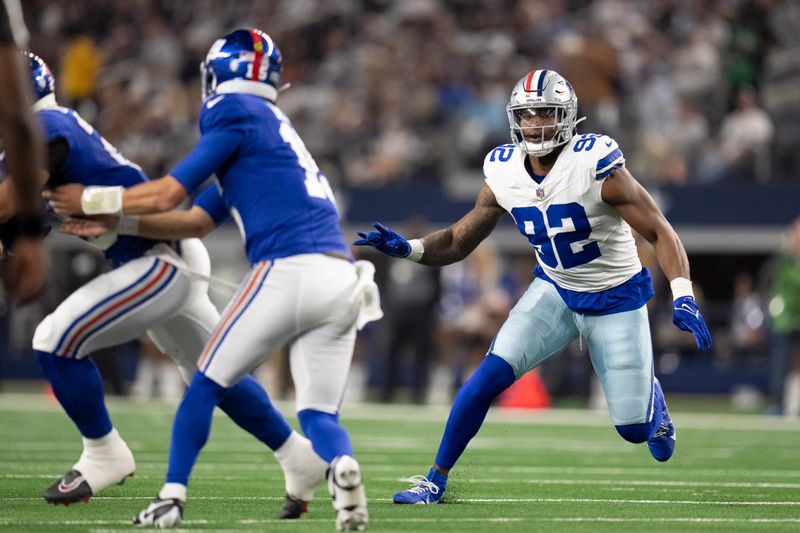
497, 369, 550, 409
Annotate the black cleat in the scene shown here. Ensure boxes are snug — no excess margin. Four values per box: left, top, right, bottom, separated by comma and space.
44, 470, 93, 505
278, 494, 308, 519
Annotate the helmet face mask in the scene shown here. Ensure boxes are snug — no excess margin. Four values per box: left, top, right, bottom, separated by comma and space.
200, 29, 282, 101
506, 70, 584, 157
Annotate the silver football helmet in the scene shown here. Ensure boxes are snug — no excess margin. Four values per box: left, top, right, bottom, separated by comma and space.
506, 70, 585, 157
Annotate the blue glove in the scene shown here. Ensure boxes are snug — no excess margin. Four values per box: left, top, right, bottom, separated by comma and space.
672, 296, 712, 350
353, 222, 411, 258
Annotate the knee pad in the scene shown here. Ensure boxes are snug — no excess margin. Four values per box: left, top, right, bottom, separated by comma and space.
615, 422, 650, 443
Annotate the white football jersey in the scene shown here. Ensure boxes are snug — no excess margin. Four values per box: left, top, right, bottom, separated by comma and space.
483, 133, 640, 293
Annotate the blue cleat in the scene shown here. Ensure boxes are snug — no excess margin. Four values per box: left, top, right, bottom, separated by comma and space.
393, 468, 447, 504
648, 379, 676, 462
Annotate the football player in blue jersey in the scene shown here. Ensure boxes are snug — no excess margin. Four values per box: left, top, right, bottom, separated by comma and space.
352, 70, 713, 504
1, 53, 316, 509
49, 29, 375, 530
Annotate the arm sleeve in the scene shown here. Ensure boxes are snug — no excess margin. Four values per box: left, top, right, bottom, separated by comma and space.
169, 128, 243, 194
193, 182, 229, 226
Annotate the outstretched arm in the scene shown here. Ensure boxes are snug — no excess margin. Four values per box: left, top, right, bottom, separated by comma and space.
602, 167, 712, 350
60, 206, 217, 240
417, 185, 505, 266
355, 185, 505, 267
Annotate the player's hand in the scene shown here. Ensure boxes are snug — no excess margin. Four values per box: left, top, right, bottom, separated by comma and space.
353, 222, 411, 258
672, 296, 712, 350
59, 216, 118, 237
43, 184, 86, 216
3, 237, 47, 304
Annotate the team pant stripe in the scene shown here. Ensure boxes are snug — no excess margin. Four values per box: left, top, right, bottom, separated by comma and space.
70, 265, 179, 357
53, 260, 161, 355
60, 262, 175, 357
197, 261, 271, 370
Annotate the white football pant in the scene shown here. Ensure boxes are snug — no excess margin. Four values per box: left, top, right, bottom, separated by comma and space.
198, 253, 359, 414
33, 239, 218, 378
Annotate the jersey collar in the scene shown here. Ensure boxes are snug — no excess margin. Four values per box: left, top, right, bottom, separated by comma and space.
213, 79, 277, 102
33, 94, 58, 112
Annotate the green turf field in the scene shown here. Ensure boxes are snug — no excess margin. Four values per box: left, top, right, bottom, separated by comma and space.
1, 393, 799, 532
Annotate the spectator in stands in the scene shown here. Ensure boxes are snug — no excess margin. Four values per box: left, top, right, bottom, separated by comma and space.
767, 219, 800, 417
718, 86, 774, 182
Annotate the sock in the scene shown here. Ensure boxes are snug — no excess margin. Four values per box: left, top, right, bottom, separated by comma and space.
434, 354, 515, 470
35, 350, 112, 439
165, 372, 227, 485
218, 374, 292, 450
425, 467, 448, 489
159, 482, 187, 502
297, 409, 353, 463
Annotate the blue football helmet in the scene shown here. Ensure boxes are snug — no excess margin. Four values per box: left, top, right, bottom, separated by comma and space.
201, 28, 282, 101
26, 52, 55, 101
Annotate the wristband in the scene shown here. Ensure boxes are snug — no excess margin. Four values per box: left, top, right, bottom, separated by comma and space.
116, 215, 140, 236
670, 277, 694, 300
81, 186, 124, 215
406, 239, 424, 262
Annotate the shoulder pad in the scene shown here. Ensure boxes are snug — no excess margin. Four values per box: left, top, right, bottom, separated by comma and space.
570, 133, 625, 180
199, 94, 249, 132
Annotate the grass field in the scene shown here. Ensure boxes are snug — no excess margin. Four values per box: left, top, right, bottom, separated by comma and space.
1, 392, 799, 532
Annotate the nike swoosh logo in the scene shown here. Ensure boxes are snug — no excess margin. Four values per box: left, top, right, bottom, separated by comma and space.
206, 95, 224, 109
676, 303, 700, 319
58, 474, 86, 493
605, 141, 612, 147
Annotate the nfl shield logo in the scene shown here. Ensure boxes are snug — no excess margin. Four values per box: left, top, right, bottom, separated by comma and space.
536, 187, 545, 199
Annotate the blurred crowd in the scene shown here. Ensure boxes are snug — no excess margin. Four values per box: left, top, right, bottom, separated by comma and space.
21, 0, 800, 189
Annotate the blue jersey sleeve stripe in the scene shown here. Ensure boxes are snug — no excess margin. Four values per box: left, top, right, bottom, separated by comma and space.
596, 147, 623, 172
595, 162, 624, 180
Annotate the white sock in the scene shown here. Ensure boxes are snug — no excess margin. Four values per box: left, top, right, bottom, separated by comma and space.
274, 431, 328, 501
159, 482, 187, 502
73, 428, 135, 494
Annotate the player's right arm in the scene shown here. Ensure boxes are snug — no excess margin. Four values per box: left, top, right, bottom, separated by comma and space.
60, 183, 227, 241
354, 184, 505, 266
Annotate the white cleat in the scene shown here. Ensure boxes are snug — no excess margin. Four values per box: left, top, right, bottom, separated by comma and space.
328, 456, 368, 531
274, 431, 328, 519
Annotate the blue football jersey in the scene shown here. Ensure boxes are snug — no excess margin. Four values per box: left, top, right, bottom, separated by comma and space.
38, 106, 163, 266
171, 92, 350, 265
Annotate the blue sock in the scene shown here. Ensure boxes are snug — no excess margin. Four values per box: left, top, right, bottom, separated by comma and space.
218, 374, 292, 450
297, 409, 352, 463
434, 354, 515, 470
165, 372, 226, 485
34, 350, 112, 439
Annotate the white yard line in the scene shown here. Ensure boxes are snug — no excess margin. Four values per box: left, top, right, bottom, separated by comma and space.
2, 495, 799, 505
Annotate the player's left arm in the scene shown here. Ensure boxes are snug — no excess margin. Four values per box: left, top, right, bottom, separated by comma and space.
602, 167, 712, 350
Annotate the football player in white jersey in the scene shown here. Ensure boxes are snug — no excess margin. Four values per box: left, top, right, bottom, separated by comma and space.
354, 69, 712, 504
